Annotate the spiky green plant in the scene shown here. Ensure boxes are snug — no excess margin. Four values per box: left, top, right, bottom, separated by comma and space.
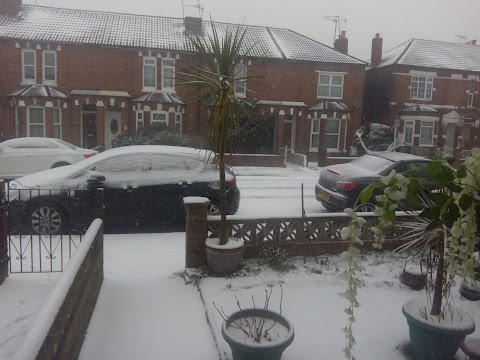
183, 22, 252, 245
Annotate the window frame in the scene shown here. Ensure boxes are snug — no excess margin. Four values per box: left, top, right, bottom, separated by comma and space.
22, 49, 36, 84
234, 64, 247, 97
27, 106, 45, 137
143, 56, 157, 90
467, 80, 475, 108
317, 72, 344, 99
151, 111, 168, 126
175, 112, 183, 133
161, 57, 175, 90
136, 110, 144, 131
410, 75, 433, 100
53, 107, 62, 139
404, 120, 415, 145
310, 118, 320, 151
42, 50, 57, 85
419, 120, 434, 146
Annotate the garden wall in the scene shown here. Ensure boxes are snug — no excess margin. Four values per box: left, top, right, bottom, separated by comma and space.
183, 197, 416, 268
279, 147, 307, 167
15, 219, 104, 360
225, 153, 285, 167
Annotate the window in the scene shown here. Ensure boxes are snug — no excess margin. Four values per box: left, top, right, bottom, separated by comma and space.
410, 76, 433, 100
143, 57, 157, 89
95, 155, 146, 173
53, 108, 62, 139
151, 111, 168, 125
467, 80, 475, 107
419, 120, 434, 146
310, 119, 320, 149
136, 111, 144, 130
317, 73, 343, 99
27, 107, 45, 137
326, 119, 340, 149
22, 49, 36, 83
175, 112, 183, 133
43, 50, 56, 84
162, 58, 175, 90
234, 64, 247, 96
404, 120, 415, 145
4, 138, 58, 149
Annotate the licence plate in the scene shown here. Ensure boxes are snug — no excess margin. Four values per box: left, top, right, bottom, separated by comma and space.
319, 190, 330, 201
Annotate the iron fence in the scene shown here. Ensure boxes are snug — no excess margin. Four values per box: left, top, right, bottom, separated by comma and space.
6, 180, 102, 273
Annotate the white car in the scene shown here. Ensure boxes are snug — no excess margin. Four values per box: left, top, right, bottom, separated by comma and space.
0, 137, 98, 180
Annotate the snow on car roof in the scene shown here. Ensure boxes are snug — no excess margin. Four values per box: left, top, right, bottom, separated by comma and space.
370, 151, 431, 162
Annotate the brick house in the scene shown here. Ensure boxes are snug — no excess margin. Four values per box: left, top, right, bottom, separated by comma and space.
0, 1, 366, 161
364, 34, 480, 159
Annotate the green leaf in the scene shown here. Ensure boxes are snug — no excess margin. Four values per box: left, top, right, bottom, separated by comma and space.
457, 165, 467, 179
447, 183, 463, 193
359, 184, 375, 205
420, 207, 441, 221
442, 203, 460, 229
430, 193, 450, 206
425, 218, 442, 231
384, 209, 396, 223
459, 194, 473, 211
406, 192, 423, 209
427, 161, 444, 176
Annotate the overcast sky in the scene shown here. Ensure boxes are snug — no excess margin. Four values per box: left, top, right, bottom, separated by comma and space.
24, 0, 480, 61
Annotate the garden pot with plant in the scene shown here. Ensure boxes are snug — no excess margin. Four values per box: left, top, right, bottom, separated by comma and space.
340, 151, 480, 360
183, 21, 255, 275
217, 285, 294, 360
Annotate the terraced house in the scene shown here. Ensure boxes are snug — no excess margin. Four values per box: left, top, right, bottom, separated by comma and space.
0, 0, 366, 160
364, 34, 480, 160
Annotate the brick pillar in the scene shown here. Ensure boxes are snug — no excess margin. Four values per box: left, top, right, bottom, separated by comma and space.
274, 110, 285, 153
318, 116, 328, 166
0, 181, 9, 285
183, 197, 209, 269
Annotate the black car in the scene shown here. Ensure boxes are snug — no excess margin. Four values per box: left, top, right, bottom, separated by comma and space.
315, 152, 432, 212
8, 145, 240, 234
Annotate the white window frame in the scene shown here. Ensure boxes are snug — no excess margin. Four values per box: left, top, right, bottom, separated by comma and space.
143, 56, 157, 90
161, 58, 175, 90
234, 64, 247, 97
325, 118, 340, 150
310, 118, 320, 151
175, 112, 183, 133
53, 107, 62, 139
467, 80, 475, 108
317, 73, 344, 99
151, 111, 168, 126
419, 120, 434, 146
410, 75, 433, 100
404, 120, 415, 145
22, 49, 36, 84
27, 106, 45, 137
42, 50, 57, 85
136, 110, 144, 131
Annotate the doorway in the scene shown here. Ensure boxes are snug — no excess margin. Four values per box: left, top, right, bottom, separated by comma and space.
104, 111, 121, 150
82, 110, 97, 149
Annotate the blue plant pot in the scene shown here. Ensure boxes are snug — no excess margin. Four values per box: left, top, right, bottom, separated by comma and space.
222, 309, 294, 360
402, 300, 475, 360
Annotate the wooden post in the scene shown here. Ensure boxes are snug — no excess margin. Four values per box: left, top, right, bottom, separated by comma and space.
183, 197, 209, 268
96, 188, 104, 220
0, 181, 9, 285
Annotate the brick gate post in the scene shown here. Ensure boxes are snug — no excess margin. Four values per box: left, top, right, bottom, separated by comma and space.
0, 181, 9, 285
183, 197, 209, 269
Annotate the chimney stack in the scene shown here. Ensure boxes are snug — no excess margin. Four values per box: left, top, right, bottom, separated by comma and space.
184, 16, 203, 35
466, 39, 477, 45
0, 0, 21, 17
371, 33, 383, 67
334, 31, 348, 55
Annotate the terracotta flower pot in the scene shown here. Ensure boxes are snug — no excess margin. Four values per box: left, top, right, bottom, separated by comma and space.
205, 238, 244, 276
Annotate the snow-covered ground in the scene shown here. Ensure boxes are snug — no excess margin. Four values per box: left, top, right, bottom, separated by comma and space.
2, 165, 479, 359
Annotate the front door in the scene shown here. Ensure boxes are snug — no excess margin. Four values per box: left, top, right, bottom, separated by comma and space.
82, 112, 97, 149
104, 111, 121, 150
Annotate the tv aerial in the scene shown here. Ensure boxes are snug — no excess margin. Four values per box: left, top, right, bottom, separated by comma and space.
454, 34, 467, 43
321, 16, 347, 44
181, 0, 204, 19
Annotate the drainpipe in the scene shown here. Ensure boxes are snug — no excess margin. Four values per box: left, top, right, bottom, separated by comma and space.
343, 114, 349, 153
15, 106, 19, 138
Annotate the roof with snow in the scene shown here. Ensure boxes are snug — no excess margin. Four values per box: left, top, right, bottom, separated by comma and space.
0, 5, 365, 65
308, 101, 349, 111
373, 38, 480, 72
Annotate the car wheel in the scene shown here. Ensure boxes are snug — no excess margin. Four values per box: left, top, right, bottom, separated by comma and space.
51, 162, 70, 168
355, 203, 376, 212
208, 203, 221, 216
28, 202, 65, 235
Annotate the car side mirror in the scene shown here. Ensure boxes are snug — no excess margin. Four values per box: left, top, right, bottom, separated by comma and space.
87, 174, 105, 189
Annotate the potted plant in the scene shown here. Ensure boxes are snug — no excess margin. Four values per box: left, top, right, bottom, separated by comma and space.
215, 285, 294, 360
340, 151, 480, 360
183, 22, 253, 275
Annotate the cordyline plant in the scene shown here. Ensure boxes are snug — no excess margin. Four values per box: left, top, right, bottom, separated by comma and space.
182, 22, 253, 245
340, 149, 480, 360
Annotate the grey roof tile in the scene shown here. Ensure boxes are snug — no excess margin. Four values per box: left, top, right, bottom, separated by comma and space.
0, 5, 365, 65
374, 39, 480, 72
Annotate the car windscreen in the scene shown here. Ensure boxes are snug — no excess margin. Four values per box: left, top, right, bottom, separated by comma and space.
349, 154, 394, 173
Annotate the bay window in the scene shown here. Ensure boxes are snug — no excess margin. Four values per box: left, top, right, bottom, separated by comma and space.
419, 121, 434, 146
326, 119, 340, 149
175, 112, 183, 133
404, 120, 414, 145
136, 110, 144, 130
28, 107, 45, 137
53, 108, 62, 139
151, 111, 168, 125
310, 119, 320, 150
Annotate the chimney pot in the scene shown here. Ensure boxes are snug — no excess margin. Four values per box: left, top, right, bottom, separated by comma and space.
371, 33, 383, 67
184, 16, 203, 35
0, 0, 21, 17
340, 31, 346, 39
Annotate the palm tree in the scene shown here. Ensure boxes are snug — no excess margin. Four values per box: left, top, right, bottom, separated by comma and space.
183, 22, 251, 245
